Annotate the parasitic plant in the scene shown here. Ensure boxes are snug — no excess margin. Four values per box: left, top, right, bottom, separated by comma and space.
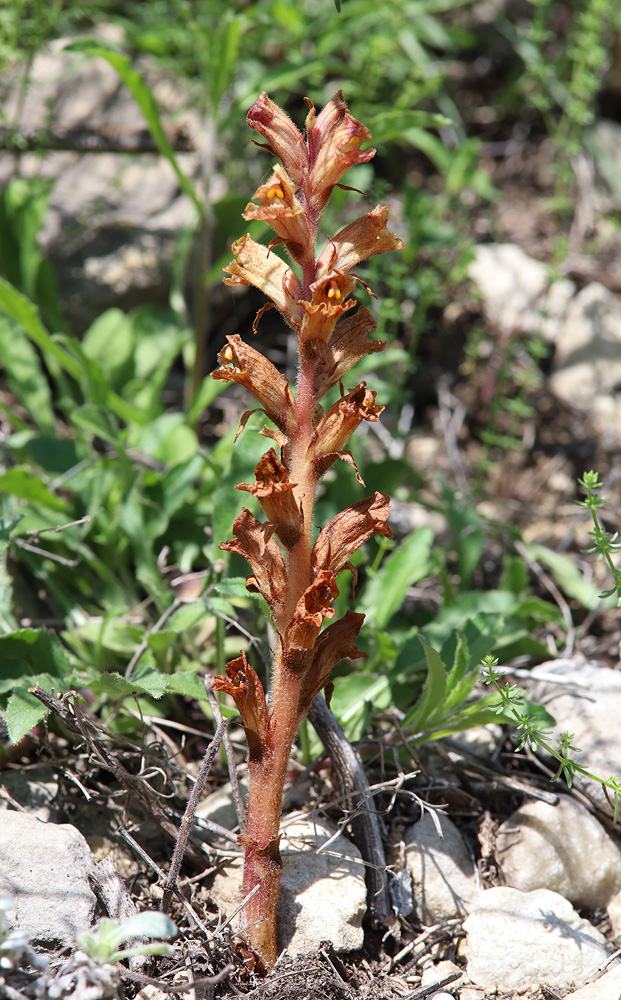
211, 92, 403, 968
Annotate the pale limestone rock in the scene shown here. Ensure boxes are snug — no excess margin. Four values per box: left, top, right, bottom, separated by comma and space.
420, 959, 466, 990
528, 661, 621, 817
468, 243, 574, 341
464, 887, 611, 990
549, 282, 621, 437
210, 815, 366, 955
0, 812, 96, 946
605, 887, 621, 937
497, 795, 621, 908
562, 964, 621, 1000
404, 811, 479, 924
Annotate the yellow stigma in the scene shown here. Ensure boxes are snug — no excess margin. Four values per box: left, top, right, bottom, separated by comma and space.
327, 286, 341, 300
267, 187, 284, 199
223, 346, 234, 361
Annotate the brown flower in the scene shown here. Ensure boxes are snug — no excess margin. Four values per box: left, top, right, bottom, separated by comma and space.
284, 569, 339, 667
236, 449, 303, 549
316, 205, 404, 277
297, 611, 366, 718
219, 508, 286, 613
212, 335, 297, 437
211, 653, 269, 763
312, 382, 384, 478
313, 492, 393, 578
223, 235, 303, 328
313, 306, 385, 398
247, 93, 307, 190
242, 164, 311, 264
297, 269, 356, 348
306, 91, 375, 212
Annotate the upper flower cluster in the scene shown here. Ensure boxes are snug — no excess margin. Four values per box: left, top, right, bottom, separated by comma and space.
220, 90, 404, 392
213, 92, 402, 741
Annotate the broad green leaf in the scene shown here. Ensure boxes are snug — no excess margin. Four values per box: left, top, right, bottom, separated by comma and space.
167, 602, 206, 633
0, 466, 67, 512
164, 671, 209, 701
0, 279, 140, 425
187, 376, 227, 426
63, 42, 201, 215
526, 543, 604, 610
358, 526, 433, 628
366, 108, 452, 144
81, 309, 134, 386
71, 405, 122, 447
0, 314, 55, 433
403, 637, 448, 732
4, 685, 48, 743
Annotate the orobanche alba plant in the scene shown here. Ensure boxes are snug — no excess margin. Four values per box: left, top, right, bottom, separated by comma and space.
211, 92, 403, 968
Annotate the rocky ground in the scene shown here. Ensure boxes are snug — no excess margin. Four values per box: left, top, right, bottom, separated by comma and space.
2, 35, 621, 1000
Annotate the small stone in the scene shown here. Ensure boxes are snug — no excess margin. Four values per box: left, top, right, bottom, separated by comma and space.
562, 964, 621, 999
550, 283, 621, 432
210, 815, 366, 955
421, 959, 465, 989
0, 812, 97, 946
497, 795, 621, 908
459, 989, 485, 1000
0, 767, 58, 821
195, 777, 249, 841
404, 812, 479, 924
528, 661, 621, 817
606, 887, 621, 937
468, 243, 574, 342
464, 887, 611, 990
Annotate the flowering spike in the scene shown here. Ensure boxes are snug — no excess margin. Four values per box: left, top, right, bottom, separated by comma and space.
211, 93, 403, 969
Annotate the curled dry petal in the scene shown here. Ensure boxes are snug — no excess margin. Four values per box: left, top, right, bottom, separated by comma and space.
223, 235, 303, 327
247, 93, 307, 190
316, 205, 405, 277
242, 164, 310, 264
237, 449, 303, 549
284, 569, 339, 668
298, 270, 356, 347
212, 334, 297, 436
312, 306, 385, 398
312, 382, 384, 478
306, 91, 375, 212
219, 508, 286, 613
297, 611, 367, 719
313, 491, 393, 577
211, 653, 269, 763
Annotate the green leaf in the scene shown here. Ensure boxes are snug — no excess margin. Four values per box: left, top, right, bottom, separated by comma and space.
526, 543, 604, 610
0, 314, 55, 433
4, 685, 48, 743
366, 108, 452, 144
0, 278, 141, 426
403, 636, 448, 732
71, 405, 122, 447
0, 466, 67, 512
358, 526, 433, 628
64, 42, 202, 216
164, 671, 208, 700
